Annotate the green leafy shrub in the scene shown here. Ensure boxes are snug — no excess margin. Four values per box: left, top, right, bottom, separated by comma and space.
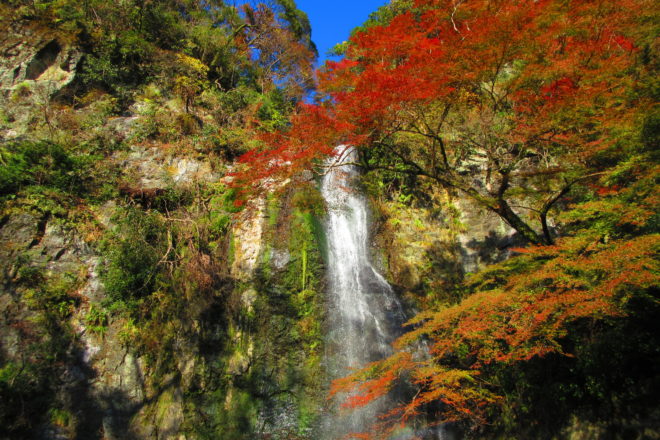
257, 90, 292, 132
85, 304, 109, 336
176, 112, 202, 135
101, 207, 168, 311
0, 140, 97, 199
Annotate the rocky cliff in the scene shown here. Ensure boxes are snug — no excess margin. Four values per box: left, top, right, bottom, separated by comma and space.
0, 15, 326, 440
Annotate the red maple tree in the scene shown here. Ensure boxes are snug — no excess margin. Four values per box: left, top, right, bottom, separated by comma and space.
232, 0, 646, 246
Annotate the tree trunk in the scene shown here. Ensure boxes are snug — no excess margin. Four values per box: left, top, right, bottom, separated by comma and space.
494, 200, 546, 245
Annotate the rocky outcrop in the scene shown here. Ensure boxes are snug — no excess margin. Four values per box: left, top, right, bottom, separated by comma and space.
454, 197, 518, 275
118, 146, 221, 190
373, 195, 458, 293
0, 14, 321, 440
0, 20, 81, 139
0, 21, 80, 91
0, 212, 132, 438
373, 185, 523, 305
231, 198, 266, 279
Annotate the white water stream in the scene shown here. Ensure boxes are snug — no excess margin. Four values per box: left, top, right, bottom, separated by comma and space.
320, 146, 407, 438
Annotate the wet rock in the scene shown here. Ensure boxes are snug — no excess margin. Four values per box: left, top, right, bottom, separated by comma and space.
270, 248, 291, 270
256, 398, 305, 439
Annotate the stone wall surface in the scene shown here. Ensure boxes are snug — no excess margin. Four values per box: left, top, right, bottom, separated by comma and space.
1, 20, 81, 139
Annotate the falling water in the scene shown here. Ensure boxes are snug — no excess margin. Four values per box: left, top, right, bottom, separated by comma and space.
321, 146, 407, 439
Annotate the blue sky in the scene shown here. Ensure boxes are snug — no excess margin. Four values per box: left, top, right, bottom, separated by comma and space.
295, 0, 389, 65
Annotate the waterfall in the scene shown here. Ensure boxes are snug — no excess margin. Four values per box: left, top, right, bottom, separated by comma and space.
321, 146, 407, 439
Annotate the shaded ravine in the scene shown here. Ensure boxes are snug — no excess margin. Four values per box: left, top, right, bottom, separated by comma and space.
320, 146, 407, 439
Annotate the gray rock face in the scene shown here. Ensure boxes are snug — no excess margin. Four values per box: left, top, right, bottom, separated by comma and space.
0, 21, 81, 92
270, 248, 291, 270
231, 198, 267, 279
455, 197, 519, 274
118, 145, 221, 190
0, 21, 82, 138
0, 213, 92, 279
0, 213, 41, 257
0, 17, 306, 440
372, 184, 525, 303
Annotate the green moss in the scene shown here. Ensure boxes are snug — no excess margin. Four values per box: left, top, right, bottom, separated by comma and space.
297, 395, 319, 434
282, 208, 324, 294
267, 193, 281, 227
49, 407, 72, 429
0, 107, 9, 129
228, 231, 236, 267
11, 81, 31, 101
188, 184, 327, 439
84, 304, 108, 336
78, 93, 119, 130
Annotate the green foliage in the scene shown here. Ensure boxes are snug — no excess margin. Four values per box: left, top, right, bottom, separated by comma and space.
257, 90, 292, 132
0, 360, 53, 438
174, 53, 210, 113
153, 186, 195, 213
79, 30, 156, 100
291, 184, 325, 218
329, 0, 414, 56
272, 0, 316, 54
208, 185, 244, 241
488, 296, 660, 439
85, 304, 109, 336
49, 407, 72, 429
24, 273, 80, 324
641, 106, 660, 150
282, 208, 324, 293
0, 1, 319, 438
6, 0, 314, 106
11, 81, 32, 101
357, 0, 415, 30
189, 184, 327, 439
0, 140, 86, 196
100, 207, 168, 311
209, 212, 232, 240
77, 92, 119, 130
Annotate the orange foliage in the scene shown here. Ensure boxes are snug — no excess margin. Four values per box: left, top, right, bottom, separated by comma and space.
332, 232, 659, 435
